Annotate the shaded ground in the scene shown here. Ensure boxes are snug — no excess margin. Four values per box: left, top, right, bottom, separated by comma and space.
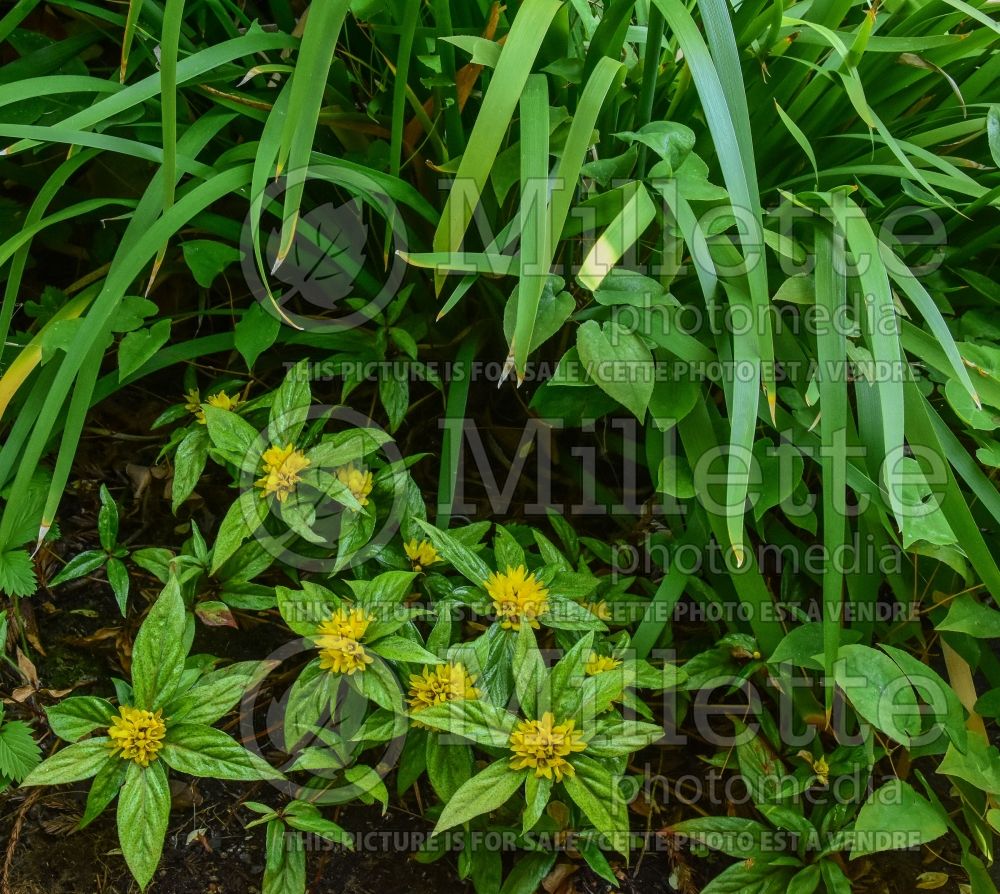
1, 769, 982, 894
2, 778, 675, 893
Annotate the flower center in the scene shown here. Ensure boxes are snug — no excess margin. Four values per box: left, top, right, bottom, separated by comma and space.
585, 652, 622, 675
336, 463, 374, 506
256, 443, 310, 502
407, 663, 480, 725
509, 712, 586, 782
484, 565, 549, 630
315, 607, 375, 675
404, 539, 439, 571
107, 707, 167, 767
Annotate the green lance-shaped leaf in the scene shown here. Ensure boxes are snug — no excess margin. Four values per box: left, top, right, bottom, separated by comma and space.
851, 779, 947, 858
160, 723, 282, 781
117, 760, 170, 890
433, 758, 527, 835
273, 0, 353, 268
509, 74, 550, 380
21, 738, 114, 787
131, 575, 187, 710
651, 0, 777, 562
431, 0, 563, 292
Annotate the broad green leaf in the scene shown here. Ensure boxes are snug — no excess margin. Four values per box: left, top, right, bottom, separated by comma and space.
131, 576, 187, 710
415, 520, 492, 585
881, 644, 967, 751
203, 404, 260, 469
277, 581, 341, 636
834, 644, 920, 745
161, 723, 281, 781
425, 735, 472, 802
49, 549, 106, 586
433, 758, 526, 834
210, 489, 267, 574
937, 738, 1000, 794
669, 816, 770, 858
234, 303, 280, 371
562, 754, 629, 853
117, 760, 170, 890
164, 661, 272, 726
79, 756, 127, 829
268, 359, 312, 446
937, 595, 1000, 638
369, 635, 440, 665
171, 427, 209, 513
413, 699, 517, 748
118, 319, 171, 381
576, 319, 654, 419
512, 622, 545, 718
768, 623, 862, 669
614, 121, 695, 170
45, 696, 115, 743
263, 819, 306, 894
851, 779, 947, 858
498, 851, 558, 894
697, 860, 793, 894
181, 239, 242, 288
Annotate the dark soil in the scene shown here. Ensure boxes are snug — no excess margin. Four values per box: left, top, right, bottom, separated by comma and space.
2, 768, 674, 893
3, 783, 466, 894
1, 774, 981, 894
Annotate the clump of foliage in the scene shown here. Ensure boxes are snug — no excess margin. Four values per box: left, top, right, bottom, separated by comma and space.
21, 577, 280, 888
1, 0, 999, 892
0, 701, 40, 794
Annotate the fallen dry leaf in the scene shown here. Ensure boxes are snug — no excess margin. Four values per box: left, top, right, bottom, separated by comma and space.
170, 778, 204, 811
126, 462, 169, 500
542, 862, 578, 894
40, 814, 81, 836
15, 648, 39, 688
11, 685, 75, 704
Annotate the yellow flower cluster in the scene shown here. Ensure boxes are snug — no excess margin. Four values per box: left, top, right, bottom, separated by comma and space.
813, 756, 830, 786
315, 606, 375, 675
585, 600, 612, 622
509, 712, 586, 782
184, 388, 242, 424
184, 389, 201, 416
404, 539, 439, 571
256, 444, 310, 502
585, 652, 621, 676
107, 706, 166, 767
407, 663, 480, 725
336, 463, 374, 507
484, 565, 549, 630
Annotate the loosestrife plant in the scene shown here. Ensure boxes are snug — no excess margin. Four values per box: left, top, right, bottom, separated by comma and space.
132, 519, 280, 627
415, 520, 610, 635
415, 623, 668, 854
276, 569, 441, 751
21, 577, 281, 889
198, 360, 417, 575
243, 798, 354, 894
396, 607, 483, 803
